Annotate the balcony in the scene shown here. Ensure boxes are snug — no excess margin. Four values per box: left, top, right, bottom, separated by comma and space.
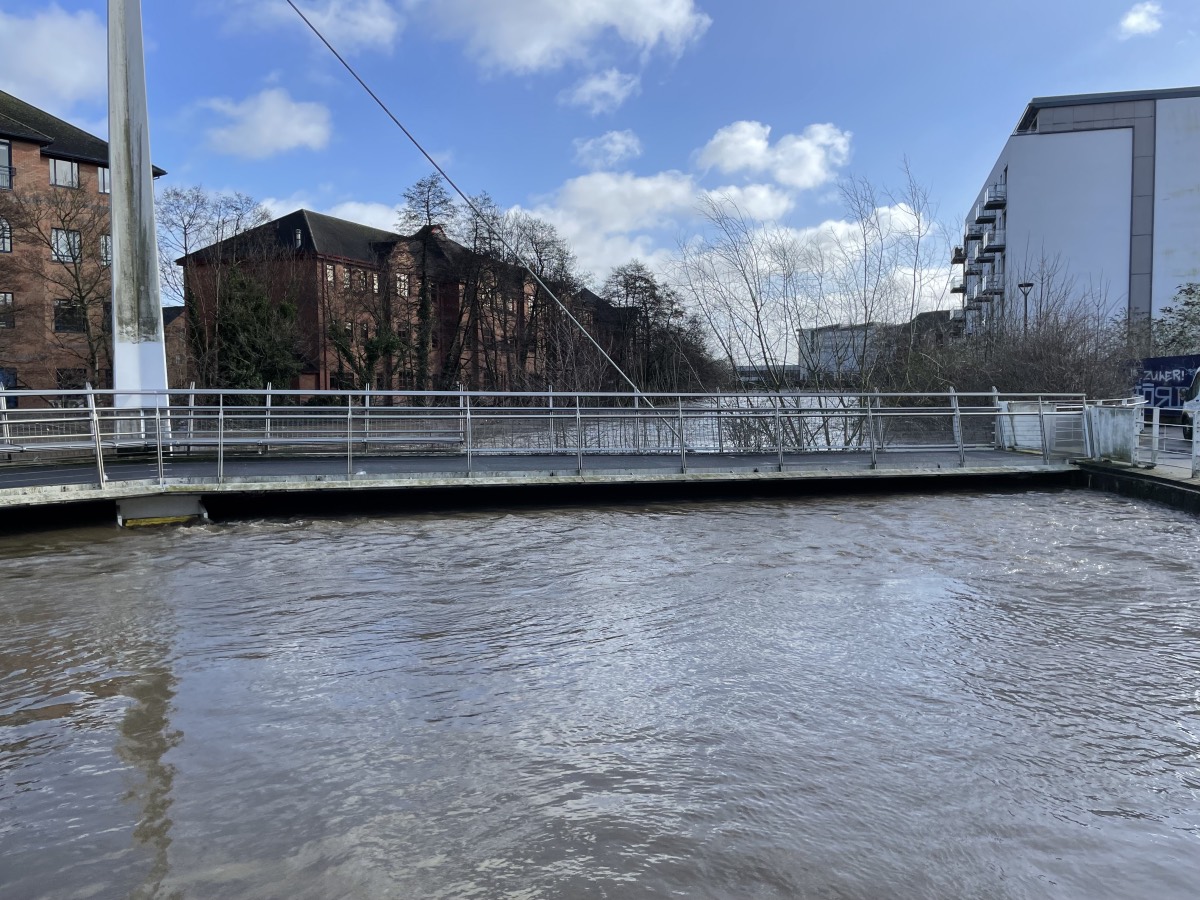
951, 245, 966, 264
974, 201, 997, 224
964, 223, 985, 243
982, 228, 1006, 253
950, 277, 965, 294
0, 166, 13, 191
970, 244, 993, 266
981, 274, 1004, 297
983, 184, 1007, 209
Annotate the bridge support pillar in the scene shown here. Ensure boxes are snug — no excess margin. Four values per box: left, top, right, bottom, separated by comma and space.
117, 495, 208, 528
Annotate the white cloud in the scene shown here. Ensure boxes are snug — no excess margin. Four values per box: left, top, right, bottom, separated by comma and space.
222, 0, 404, 53
560, 70, 641, 115
697, 121, 852, 191
0, 6, 106, 116
326, 200, 403, 231
205, 89, 332, 159
260, 193, 315, 220
706, 184, 795, 221
573, 130, 644, 170
1119, 2, 1163, 37
414, 0, 710, 72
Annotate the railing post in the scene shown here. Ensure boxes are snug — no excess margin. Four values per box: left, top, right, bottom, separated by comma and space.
464, 392, 474, 476
575, 394, 584, 474
634, 393, 641, 452
549, 387, 556, 453
864, 393, 878, 469
716, 391, 724, 454
0, 385, 9, 448
1037, 395, 1051, 465
363, 383, 370, 446
773, 395, 784, 471
86, 384, 106, 487
264, 382, 272, 453
950, 387, 966, 467
187, 382, 195, 454
154, 401, 165, 488
217, 393, 225, 484
1191, 414, 1199, 479
992, 386, 1004, 450
346, 395, 354, 478
678, 396, 687, 473
1151, 406, 1160, 468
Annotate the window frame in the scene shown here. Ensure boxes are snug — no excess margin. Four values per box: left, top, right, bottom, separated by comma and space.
51, 228, 82, 264
100, 234, 112, 268
97, 166, 111, 194
0, 216, 10, 253
0, 292, 14, 329
53, 298, 86, 333
49, 158, 79, 188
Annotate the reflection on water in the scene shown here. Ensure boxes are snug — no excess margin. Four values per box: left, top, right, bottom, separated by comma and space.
1, 490, 1199, 899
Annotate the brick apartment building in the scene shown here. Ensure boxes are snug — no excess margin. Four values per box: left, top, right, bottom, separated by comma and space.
180, 209, 633, 393
0, 90, 183, 401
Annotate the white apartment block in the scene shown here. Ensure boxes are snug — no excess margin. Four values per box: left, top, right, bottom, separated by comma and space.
953, 87, 1200, 331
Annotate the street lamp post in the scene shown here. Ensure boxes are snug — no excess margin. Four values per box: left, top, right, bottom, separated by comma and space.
1018, 282, 1034, 338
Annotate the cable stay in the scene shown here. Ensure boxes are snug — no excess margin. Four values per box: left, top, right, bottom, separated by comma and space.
284, 0, 650, 400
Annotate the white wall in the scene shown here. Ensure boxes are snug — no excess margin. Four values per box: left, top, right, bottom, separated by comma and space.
1001, 129, 1132, 321
1152, 97, 1200, 317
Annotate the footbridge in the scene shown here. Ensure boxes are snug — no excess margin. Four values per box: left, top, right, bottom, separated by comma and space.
0, 388, 1190, 526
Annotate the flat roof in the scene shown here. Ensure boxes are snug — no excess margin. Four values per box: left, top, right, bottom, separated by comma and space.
1015, 85, 1200, 132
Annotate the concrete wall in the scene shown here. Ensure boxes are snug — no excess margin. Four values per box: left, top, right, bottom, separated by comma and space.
1000, 129, 1133, 321
1152, 97, 1200, 317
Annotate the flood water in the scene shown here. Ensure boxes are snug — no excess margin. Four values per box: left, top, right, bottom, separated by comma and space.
1, 489, 1199, 899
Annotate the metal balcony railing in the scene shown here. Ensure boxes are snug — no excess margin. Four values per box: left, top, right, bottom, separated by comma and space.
974, 201, 997, 224
951, 246, 966, 264
982, 229, 1006, 253
0, 166, 13, 191
984, 184, 1007, 209
950, 277, 965, 294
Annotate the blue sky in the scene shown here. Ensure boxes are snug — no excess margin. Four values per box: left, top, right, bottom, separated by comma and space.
1, 0, 1197, 283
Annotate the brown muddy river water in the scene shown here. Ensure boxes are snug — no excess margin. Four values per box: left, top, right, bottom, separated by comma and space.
1, 489, 1198, 899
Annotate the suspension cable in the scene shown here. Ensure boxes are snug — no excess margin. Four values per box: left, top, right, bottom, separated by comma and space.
284, 0, 647, 397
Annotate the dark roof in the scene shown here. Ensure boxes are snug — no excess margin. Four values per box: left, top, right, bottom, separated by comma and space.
162, 306, 186, 327
301, 209, 400, 260
1015, 85, 1200, 132
0, 89, 166, 175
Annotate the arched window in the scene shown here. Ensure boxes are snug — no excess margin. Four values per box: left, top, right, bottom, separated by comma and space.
0, 217, 10, 253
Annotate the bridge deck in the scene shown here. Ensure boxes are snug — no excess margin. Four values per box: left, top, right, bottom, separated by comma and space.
0, 447, 1075, 511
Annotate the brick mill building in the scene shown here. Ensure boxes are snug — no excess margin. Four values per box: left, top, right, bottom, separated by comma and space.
179, 209, 604, 393
0, 90, 182, 400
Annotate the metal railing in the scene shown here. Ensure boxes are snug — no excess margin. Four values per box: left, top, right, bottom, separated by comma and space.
1136, 404, 1200, 478
0, 165, 13, 191
0, 387, 1107, 492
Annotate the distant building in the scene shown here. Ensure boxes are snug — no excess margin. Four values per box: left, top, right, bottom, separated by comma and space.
180, 210, 630, 392
0, 89, 171, 399
953, 87, 1200, 333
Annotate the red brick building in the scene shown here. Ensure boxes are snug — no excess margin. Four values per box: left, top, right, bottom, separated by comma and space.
180, 209, 546, 392
0, 90, 181, 400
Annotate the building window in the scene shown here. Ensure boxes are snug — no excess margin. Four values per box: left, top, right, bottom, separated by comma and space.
372, 273, 379, 294
360, 322, 370, 344
55, 368, 88, 408
342, 267, 351, 290
49, 158, 79, 188
326, 263, 335, 283
100, 234, 112, 267
54, 299, 86, 333
98, 166, 111, 194
0, 293, 13, 328
396, 273, 409, 296
294, 228, 302, 249
0, 217, 9, 253
51, 228, 81, 263
0, 140, 12, 190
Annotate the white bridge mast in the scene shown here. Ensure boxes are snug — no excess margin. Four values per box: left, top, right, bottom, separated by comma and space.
108, 0, 168, 405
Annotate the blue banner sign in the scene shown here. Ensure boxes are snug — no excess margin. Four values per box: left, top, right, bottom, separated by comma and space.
1138, 354, 1200, 409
